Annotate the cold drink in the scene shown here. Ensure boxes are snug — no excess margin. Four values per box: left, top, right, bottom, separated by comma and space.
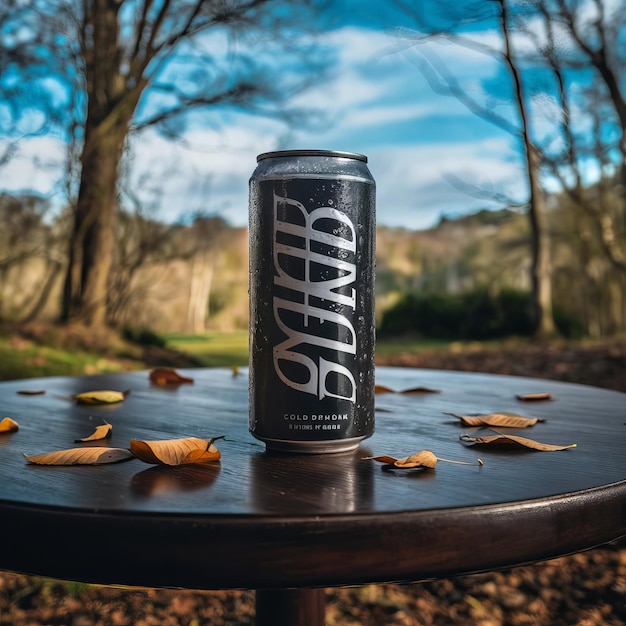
249, 150, 376, 453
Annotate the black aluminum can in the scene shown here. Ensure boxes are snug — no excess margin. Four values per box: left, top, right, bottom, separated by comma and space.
249, 149, 376, 453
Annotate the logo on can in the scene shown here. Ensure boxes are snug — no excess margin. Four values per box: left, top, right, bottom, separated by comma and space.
249, 150, 375, 453
273, 192, 358, 403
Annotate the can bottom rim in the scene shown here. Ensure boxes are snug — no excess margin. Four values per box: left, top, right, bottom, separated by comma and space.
253, 434, 367, 455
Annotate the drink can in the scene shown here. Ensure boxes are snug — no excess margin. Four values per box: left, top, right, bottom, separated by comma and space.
249, 149, 376, 453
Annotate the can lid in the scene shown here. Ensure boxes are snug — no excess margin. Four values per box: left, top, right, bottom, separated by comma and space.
256, 149, 368, 163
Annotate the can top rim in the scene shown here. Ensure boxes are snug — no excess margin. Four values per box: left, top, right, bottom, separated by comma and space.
256, 149, 367, 163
